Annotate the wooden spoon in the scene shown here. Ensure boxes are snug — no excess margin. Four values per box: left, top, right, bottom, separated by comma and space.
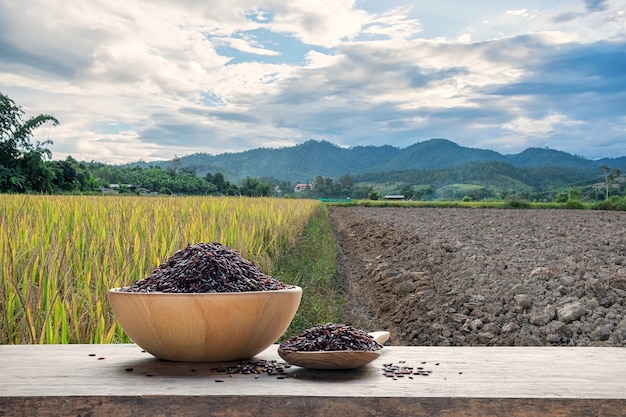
277, 331, 390, 370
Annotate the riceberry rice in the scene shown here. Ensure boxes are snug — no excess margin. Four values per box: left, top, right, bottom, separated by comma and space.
279, 323, 382, 352
122, 242, 288, 293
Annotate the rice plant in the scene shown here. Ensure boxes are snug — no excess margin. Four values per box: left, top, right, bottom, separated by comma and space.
0, 195, 319, 344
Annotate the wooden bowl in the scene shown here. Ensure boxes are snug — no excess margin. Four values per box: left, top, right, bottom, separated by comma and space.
108, 286, 302, 362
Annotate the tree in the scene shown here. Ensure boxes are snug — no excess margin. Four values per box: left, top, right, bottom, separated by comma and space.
350, 184, 372, 199
0, 92, 59, 192
204, 172, 238, 195
49, 156, 99, 192
337, 173, 354, 193
400, 185, 414, 200
368, 190, 380, 200
169, 155, 182, 175
240, 176, 271, 197
212, 172, 226, 193
600, 165, 622, 200
311, 176, 336, 198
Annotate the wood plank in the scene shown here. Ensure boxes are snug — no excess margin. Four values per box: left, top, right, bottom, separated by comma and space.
1, 344, 625, 416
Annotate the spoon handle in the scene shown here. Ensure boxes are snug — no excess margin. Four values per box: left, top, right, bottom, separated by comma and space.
369, 331, 390, 345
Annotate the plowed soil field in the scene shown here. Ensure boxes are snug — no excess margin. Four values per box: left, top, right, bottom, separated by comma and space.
331, 207, 626, 346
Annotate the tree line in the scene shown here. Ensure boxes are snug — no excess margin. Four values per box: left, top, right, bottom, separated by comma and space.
0, 92, 271, 196
3, 91, 623, 202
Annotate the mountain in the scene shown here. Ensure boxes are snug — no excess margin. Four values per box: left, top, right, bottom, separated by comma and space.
597, 156, 626, 169
129, 140, 403, 181
124, 139, 625, 186
505, 147, 596, 170
379, 139, 506, 171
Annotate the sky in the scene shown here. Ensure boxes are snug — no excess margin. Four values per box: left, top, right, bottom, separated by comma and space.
1, 0, 625, 164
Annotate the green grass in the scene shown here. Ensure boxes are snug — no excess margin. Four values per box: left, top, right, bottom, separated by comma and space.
272, 204, 342, 339
324, 198, 626, 210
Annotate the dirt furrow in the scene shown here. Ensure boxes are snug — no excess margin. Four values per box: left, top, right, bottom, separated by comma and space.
331, 207, 626, 346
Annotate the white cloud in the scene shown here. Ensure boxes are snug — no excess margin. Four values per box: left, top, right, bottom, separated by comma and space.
457, 33, 473, 43
213, 37, 281, 56
304, 50, 338, 68
267, 0, 368, 46
503, 113, 583, 136
362, 7, 423, 40
1, 0, 625, 163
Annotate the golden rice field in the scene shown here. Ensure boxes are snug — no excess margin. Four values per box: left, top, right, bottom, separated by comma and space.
0, 195, 320, 345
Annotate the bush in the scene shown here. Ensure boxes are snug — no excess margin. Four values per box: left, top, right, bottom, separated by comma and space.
503, 199, 531, 209
368, 191, 380, 200
565, 200, 584, 209
592, 196, 626, 211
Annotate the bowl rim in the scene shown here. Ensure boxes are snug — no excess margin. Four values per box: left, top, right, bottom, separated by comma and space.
108, 285, 302, 295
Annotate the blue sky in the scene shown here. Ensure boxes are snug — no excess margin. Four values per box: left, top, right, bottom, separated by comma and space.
1, 0, 625, 164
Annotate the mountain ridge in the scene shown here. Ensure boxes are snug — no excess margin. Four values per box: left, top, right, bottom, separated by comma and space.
125, 138, 626, 184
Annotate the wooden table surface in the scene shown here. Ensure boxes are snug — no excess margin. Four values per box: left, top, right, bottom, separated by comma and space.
1, 344, 625, 416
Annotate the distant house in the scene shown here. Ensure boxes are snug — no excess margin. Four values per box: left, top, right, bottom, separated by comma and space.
102, 184, 150, 194
384, 194, 405, 200
100, 186, 119, 194
294, 183, 309, 192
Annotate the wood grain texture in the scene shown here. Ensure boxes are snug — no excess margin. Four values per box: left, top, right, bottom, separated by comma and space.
1, 344, 625, 416
277, 347, 381, 369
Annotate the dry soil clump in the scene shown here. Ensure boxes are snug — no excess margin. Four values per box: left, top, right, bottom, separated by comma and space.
331, 207, 626, 346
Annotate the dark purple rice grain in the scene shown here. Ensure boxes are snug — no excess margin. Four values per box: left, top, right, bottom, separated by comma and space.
122, 242, 288, 293
209, 359, 289, 379
279, 323, 382, 352
383, 362, 433, 379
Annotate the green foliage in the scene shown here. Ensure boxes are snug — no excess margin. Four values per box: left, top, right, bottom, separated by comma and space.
239, 176, 271, 197
337, 173, 354, 191
2, 92, 624, 203
350, 184, 373, 199
555, 191, 568, 203
322, 199, 573, 210
502, 199, 532, 209
356, 160, 594, 192
48, 157, 99, 193
88, 164, 223, 195
437, 183, 492, 200
273, 205, 342, 338
592, 196, 626, 211
0, 94, 271, 196
0, 92, 59, 193
124, 138, 625, 192
400, 185, 414, 200
508, 147, 591, 168
565, 200, 585, 209
376, 138, 504, 171
599, 165, 622, 200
